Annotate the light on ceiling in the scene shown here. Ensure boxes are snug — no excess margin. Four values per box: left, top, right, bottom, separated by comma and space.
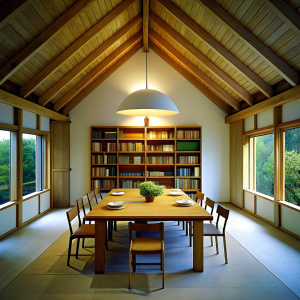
116, 52, 179, 126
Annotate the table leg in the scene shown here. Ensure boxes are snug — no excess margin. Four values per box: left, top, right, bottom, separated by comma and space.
193, 220, 204, 272
95, 220, 106, 273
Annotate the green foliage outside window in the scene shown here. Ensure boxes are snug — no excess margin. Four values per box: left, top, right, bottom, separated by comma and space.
0, 131, 10, 205
23, 134, 36, 196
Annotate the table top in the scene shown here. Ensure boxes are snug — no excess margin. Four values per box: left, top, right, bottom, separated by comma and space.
85, 189, 213, 221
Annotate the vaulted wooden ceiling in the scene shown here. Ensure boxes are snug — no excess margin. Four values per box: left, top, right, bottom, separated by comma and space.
0, 0, 299, 117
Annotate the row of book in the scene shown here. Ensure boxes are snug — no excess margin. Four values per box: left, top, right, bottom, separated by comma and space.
147, 171, 174, 177
177, 155, 199, 164
119, 143, 144, 152
92, 179, 117, 189
91, 154, 117, 164
147, 144, 174, 151
91, 167, 117, 176
148, 131, 174, 139
120, 180, 143, 188
120, 172, 144, 177
92, 131, 117, 139
92, 142, 117, 152
177, 167, 200, 177
176, 179, 200, 189
186, 193, 197, 201
119, 155, 143, 164
177, 130, 200, 139
147, 156, 174, 164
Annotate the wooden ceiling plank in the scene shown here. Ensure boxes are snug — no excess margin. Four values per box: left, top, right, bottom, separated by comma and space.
38, 17, 142, 106
195, 0, 300, 86
149, 41, 231, 115
150, 12, 254, 105
54, 33, 143, 111
264, 0, 300, 36
0, 0, 97, 86
143, 0, 149, 51
149, 30, 241, 111
20, 0, 137, 98
0, 0, 29, 30
0, 89, 69, 121
62, 41, 142, 115
156, 0, 273, 98
225, 84, 300, 124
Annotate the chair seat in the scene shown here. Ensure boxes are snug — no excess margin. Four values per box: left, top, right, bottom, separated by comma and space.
203, 223, 223, 236
132, 237, 162, 252
73, 224, 95, 238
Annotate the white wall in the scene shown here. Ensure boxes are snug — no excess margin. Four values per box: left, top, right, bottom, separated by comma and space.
69, 49, 230, 205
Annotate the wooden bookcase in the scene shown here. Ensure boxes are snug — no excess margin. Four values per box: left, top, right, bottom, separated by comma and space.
90, 126, 202, 200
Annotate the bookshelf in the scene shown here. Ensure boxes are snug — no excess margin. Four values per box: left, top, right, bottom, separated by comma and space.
90, 126, 202, 199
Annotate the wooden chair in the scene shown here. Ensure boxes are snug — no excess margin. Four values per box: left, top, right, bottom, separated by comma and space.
66, 205, 95, 266
128, 222, 164, 289
93, 188, 103, 203
203, 204, 229, 264
189, 196, 215, 247
87, 190, 97, 209
196, 191, 205, 206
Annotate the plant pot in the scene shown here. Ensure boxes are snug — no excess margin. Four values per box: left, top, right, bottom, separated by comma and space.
145, 196, 155, 202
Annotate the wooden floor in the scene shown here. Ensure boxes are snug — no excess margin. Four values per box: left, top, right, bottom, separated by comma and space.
0, 204, 299, 299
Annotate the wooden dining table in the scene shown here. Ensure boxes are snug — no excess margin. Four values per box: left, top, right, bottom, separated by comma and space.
85, 188, 213, 274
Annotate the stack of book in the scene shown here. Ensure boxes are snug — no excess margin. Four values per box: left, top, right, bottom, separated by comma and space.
92, 131, 117, 139
147, 144, 174, 151
147, 156, 174, 164
177, 167, 200, 176
177, 130, 200, 139
177, 155, 199, 164
148, 131, 174, 139
119, 142, 144, 151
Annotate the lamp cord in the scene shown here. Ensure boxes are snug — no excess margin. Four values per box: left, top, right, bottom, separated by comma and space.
146, 52, 148, 89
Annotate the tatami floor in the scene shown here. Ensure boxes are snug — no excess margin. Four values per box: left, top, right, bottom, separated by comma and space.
0, 203, 299, 300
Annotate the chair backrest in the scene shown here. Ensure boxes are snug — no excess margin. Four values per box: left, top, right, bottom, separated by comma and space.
76, 198, 86, 225
66, 206, 79, 235
94, 188, 103, 204
129, 222, 164, 241
83, 194, 92, 211
196, 191, 205, 206
204, 197, 215, 215
216, 205, 230, 233
87, 190, 97, 208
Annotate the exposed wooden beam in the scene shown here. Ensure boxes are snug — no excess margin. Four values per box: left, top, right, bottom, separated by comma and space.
143, 0, 149, 52
225, 85, 300, 124
264, 0, 300, 36
196, 0, 300, 86
149, 41, 231, 115
0, 89, 69, 121
38, 18, 142, 106
63, 42, 142, 115
0, 0, 96, 86
0, 0, 28, 30
150, 12, 253, 105
20, 0, 137, 98
150, 30, 241, 111
156, 0, 273, 98
54, 34, 143, 111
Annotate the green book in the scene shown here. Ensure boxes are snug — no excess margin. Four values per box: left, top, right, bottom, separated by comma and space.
177, 141, 200, 151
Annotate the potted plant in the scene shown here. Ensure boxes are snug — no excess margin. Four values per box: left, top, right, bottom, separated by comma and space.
138, 181, 164, 202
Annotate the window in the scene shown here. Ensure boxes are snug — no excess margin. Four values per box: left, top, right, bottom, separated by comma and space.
251, 133, 274, 197
284, 127, 300, 206
0, 130, 10, 205
22, 133, 45, 196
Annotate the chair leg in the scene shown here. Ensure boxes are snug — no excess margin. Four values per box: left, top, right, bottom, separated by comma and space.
215, 236, 219, 254
133, 254, 136, 272
114, 220, 117, 231
76, 238, 80, 259
162, 252, 165, 289
129, 252, 132, 289
82, 238, 85, 248
67, 238, 72, 266
185, 221, 189, 236
223, 235, 228, 264
182, 221, 185, 230
210, 236, 213, 246
177, 221, 180, 226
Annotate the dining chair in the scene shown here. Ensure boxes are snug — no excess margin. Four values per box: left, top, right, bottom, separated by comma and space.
66, 205, 95, 266
87, 190, 97, 209
189, 196, 215, 247
196, 191, 205, 207
93, 188, 103, 203
203, 204, 229, 264
128, 222, 164, 289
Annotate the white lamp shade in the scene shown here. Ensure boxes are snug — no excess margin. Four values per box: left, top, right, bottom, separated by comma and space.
117, 89, 179, 116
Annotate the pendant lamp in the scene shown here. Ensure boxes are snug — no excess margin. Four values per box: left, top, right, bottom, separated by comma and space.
116, 52, 179, 126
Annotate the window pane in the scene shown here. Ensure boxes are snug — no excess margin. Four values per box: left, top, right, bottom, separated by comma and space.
23, 134, 36, 196
285, 127, 300, 206
255, 134, 274, 197
0, 130, 10, 204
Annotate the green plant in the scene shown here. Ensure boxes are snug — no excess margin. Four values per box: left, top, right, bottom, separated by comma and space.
138, 181, 164, 197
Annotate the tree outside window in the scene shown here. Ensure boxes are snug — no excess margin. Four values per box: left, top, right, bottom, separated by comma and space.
23, 133, 36, 196
0, 130, 10, 205
285, 127, 300, 206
